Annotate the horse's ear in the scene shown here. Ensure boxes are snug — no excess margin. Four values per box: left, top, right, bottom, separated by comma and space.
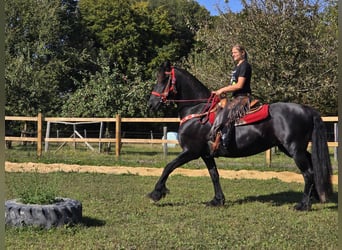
163, 60, 172, 72
156, 60, 172, 81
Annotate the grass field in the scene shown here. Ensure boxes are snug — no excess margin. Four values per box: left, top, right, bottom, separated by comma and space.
5, 172, 338, 249
5, 143, 339, 249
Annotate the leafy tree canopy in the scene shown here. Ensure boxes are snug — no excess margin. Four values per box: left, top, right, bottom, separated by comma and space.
4, 0, 337, 118
185, 0, 337, 115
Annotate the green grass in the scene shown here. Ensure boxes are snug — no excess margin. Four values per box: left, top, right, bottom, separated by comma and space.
5, 143, 339, 173
12, 170, 59, 204
5, 172, 338, 249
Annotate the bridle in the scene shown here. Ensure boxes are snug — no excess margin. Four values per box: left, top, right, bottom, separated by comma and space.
151, 67, 211, 104
150, 66, 221, 125
151, 67, 177, 104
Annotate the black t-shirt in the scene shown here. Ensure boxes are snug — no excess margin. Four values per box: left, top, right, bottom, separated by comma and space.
229, 60, 252, 97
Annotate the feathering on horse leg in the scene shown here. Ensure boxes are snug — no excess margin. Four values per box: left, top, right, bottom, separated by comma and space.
147, 150, 198, 202
292, 150, 316, 211
202, 156, 225, 206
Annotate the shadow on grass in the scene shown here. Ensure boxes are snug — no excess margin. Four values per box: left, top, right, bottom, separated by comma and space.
231, 191, 338, 209
81, 216, 106, 227
120, 150, 180, 157
147, 192, 338, 210
121, 151, 159, 156
153, 202, 190, 207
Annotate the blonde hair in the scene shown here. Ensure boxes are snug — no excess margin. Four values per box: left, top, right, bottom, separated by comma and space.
232, 44, 248, 61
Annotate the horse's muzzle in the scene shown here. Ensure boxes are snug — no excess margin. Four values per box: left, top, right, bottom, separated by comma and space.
147, 99, 161, 112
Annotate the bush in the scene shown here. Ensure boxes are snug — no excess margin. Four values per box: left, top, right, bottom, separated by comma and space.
14, 171, 59, 205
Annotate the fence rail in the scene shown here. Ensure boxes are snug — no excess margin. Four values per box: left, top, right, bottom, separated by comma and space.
5, 114, 338, 166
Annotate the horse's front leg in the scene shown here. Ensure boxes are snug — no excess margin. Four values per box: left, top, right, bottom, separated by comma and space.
201, 155, 225, 206
147, 150, 197, 202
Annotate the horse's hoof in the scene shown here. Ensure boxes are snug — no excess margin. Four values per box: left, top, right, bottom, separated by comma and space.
146, 191, 161, 202
146, 188, 170, 203
294, 201, 311, 211
205, 198, 225, 207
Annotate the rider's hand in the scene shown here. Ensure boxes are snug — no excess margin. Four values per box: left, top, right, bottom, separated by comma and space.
212, 90, 220, 96
212, 90, 224, 96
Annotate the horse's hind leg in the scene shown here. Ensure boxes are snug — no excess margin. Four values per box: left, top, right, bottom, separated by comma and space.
147, 150, 198, 202
291, 150, 319, 211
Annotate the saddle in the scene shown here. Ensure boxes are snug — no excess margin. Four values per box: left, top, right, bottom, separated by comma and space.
249, 99, 262, 111
219, 98, 261, 111
235, 103, 269, 126
208, 98, 264, 125
208, 99, 269, 155
180, 97, 268, 126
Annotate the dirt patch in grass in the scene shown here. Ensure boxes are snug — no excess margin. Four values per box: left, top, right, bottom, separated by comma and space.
5, 161, 338, 185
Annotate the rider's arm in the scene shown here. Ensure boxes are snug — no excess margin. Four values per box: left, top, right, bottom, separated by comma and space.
213, 76, 246, 96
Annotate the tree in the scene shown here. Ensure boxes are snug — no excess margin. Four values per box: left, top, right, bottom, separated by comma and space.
61, 50, 153, 118
312, 2, 338, 115
5, 0, 93, 116
78, 0, 176, 79
5, 0, 209, 117
148, 0, 211, 63
5, 0, 63, 116
186, 0, 337, 115
240, 0, 337, 115
78, 0, 211, 79
69, 0, 209, 118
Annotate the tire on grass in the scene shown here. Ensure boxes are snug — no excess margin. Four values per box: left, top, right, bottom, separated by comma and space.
5, 197, 82, 229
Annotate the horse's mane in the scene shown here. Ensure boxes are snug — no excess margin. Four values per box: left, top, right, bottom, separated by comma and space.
174, 66, 211, 94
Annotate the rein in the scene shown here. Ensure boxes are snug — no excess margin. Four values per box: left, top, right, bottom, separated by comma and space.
151, 67, 214, 104
180, 93, 220, 125
164, 98, 211, 104
151, 66, 220, 125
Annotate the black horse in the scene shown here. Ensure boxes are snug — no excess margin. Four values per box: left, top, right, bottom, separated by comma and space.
147, 61, 332, 211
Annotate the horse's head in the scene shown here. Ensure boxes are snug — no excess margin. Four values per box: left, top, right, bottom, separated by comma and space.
148, 61, 212, 113
148, 60, 177, 111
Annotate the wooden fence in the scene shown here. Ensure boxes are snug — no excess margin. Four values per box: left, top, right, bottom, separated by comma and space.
5, 114, 338, 167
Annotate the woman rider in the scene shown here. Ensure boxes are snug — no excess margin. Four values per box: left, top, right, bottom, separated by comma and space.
208, 44, 252, 155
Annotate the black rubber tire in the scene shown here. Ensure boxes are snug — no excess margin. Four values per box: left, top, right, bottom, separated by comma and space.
5, 197, 82, 229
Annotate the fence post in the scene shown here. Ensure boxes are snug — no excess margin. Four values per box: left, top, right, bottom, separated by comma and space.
334, 123, 338, 161
99, 122, 103, 153
44, 121, 50, 152
150, 130, 153, 147
73, 124, 76, 149
265, 148, 271, 167
163, 126, 168, 157
37, 113, 43, 157
115, 114, 121, 158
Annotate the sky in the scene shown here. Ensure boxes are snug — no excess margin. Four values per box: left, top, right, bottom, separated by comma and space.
196, 0, 243, 15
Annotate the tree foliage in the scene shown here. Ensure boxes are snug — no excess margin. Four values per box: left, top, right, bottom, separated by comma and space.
4, 0, 337, 117
62, 0, 208, 117
241, 0, 337, 114
186, 0, 337, 115
79, 0, 172, 79
61, 50, 152, 118
5, 0, 63, 116
5, 0, 93, 116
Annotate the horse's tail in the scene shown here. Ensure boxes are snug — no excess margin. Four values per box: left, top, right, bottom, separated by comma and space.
311, 114, 333, 202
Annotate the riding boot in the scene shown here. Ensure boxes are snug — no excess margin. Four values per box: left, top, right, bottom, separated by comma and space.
221, 124, 233, 149
207, 131, 221, 156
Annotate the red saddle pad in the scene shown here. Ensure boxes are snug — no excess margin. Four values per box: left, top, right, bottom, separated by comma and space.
236, 104, 269, 126
208, 104, 269, 126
